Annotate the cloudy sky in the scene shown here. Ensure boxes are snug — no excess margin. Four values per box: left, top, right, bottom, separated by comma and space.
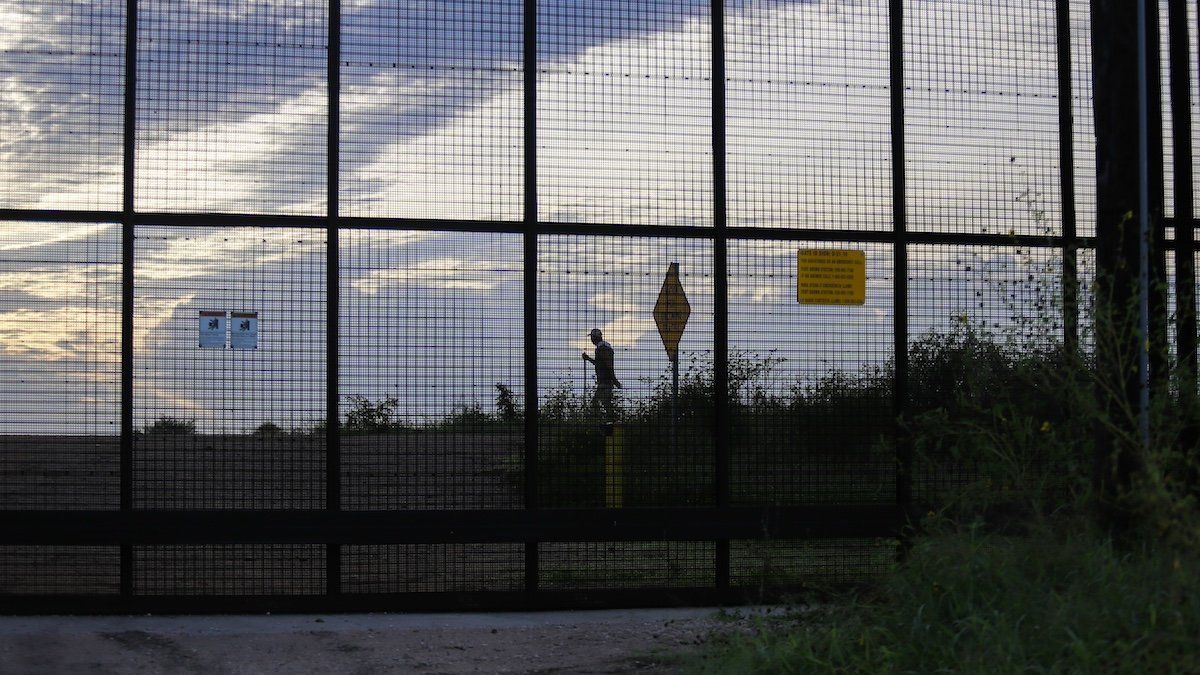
2, 0, 1185, 434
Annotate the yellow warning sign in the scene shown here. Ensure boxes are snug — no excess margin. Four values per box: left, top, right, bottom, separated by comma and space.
653, 262, 691, 361
797, 249, 866, 305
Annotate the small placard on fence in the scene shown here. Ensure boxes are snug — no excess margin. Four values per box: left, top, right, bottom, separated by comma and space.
198, 310, 227, 349
796, 249, 866, 306
231, 311, 259, 350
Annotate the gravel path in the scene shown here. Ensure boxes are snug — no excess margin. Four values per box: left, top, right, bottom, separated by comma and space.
0, 608, 764, 674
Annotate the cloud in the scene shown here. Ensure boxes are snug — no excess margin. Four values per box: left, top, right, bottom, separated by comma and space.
342, 81, 523, 219
135, 82, 328, 215
134, 228, 324, 282
0, 307, 116, 359
0, 5, 31, 53
566, 291, 659, 349
0, 223, 119, 253
4, 0, 1073, 229
0, 0, 1088, 426
0, 1, 124, 210
0, 225, 122, 384
727, 0, 892, 230
352, 256, 519, 293
536, 14, 714, 226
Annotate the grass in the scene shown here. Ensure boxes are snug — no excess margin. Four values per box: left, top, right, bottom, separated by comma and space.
685, 319, 1200, 673
690, 521, 1200, 674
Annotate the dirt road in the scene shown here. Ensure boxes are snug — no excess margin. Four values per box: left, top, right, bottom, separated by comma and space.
0, 608, 757, 674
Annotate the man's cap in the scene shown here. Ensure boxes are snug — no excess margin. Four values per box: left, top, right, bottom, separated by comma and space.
588, 328, 603, 338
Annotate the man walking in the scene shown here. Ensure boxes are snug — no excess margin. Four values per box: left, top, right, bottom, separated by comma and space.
582, 328, 621, 421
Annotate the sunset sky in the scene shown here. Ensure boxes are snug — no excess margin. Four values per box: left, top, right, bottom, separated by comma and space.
1, 0, 1177, 433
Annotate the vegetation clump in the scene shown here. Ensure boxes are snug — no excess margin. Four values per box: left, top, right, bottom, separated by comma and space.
692, 523, 1200, 674
142, 416, 197, 435
339, 386, 524, 435
689, 320, 1200, 673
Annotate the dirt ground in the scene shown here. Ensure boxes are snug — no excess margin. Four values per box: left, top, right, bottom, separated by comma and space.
0, 607, 768, 674
0, 433, 893, 596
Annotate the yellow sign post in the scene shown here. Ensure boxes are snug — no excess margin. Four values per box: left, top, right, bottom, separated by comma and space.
797, 249, 866, 305
653, 262, 691, 360
653, 262, 690, 459
604, 423, 624, 509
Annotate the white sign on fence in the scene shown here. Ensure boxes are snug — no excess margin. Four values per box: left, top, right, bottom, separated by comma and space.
231, 311, 259, 350
198, 310, 227, 349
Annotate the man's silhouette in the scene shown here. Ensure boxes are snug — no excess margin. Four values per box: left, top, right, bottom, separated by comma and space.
582, 328, 621, 421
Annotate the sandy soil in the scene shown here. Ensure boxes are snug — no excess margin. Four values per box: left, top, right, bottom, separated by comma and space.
0, 608, 764, 674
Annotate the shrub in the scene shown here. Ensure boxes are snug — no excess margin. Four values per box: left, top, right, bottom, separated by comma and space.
905, 323, 1090, 519
434, 402, 493, 431
344, 395, 403, 433
690, 321, 1200, 674
252, 422, 282, 437
143, 416, 196, 435
495, 383, 522, 424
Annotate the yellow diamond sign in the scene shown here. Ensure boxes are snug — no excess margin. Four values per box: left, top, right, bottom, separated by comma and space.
654, 262, 690, 362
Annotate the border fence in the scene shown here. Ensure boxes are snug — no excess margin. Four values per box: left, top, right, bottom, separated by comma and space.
0, 0, 1196, 612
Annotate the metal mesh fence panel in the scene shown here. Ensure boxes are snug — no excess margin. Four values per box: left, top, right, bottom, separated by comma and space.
726, 1, 891, 231
132, 226, 326, 509
1158, 0, 1200, 222
1192, 1, 1200, 209
0, 547, 121, 595
1, 0, 1195, 610
537, 235, 714, 508
133, 545, 325, 595
0, 224, 121, 510
0, 1, 125, 210
1162, 0, 1177, 219
339, 230, 524, 510
1194, 250, 1200, 383
340, 0, 523, 220
908, 244, 1064, 349
135, 0, 328, 215
907, 243, 1066, 504
730, 538, 896, 589
1168, 249, 1178, 361
536, 0, 713, 226
341, 544, 524, 593
1078, 247, 1098, 352
728, 240, 894, 505
905, 0, 1062, 237
1071, 0, 1098, 239
539, 541, 714, 590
